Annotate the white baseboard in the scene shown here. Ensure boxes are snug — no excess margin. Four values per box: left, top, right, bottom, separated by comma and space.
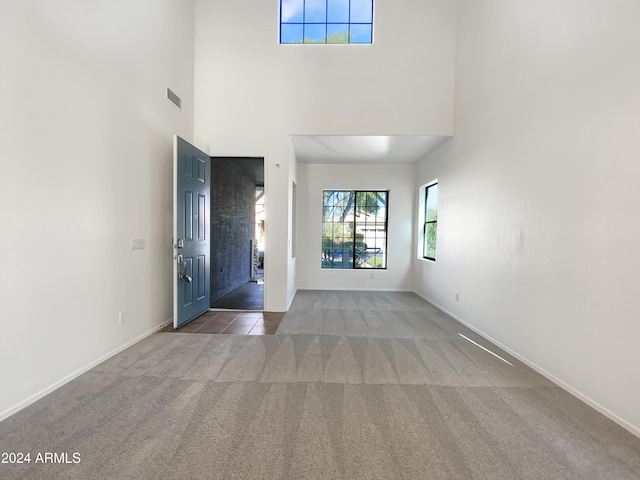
0, 319, 172, 422
413, 291, 640, 439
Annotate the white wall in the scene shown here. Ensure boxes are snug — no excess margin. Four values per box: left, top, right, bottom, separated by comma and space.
414, 0, 640, 434
0, 0, 195, 419
193, 0, 457, 309
297, 163, 414, 291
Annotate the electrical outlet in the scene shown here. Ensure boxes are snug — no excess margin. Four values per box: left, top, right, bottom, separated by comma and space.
119, 311, 126, 325
455, 292, 460, 301
130, 238, 145, 250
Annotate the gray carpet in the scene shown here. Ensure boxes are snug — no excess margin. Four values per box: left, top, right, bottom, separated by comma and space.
1, 291, 640, 479
277, 290, 480, 338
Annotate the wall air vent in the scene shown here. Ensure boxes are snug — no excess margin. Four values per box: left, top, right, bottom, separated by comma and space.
166, 87, 182, 110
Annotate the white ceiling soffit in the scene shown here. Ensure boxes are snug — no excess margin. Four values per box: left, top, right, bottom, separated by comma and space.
291, 135, 451, 165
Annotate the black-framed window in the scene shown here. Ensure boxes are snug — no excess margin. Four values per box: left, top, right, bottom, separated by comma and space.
423, 183, 438, 261
322, 190, 387, 269
280, 0, 374, 44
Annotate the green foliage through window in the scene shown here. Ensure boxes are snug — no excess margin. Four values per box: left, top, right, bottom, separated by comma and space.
322, 190, 388, 269
423, 183, 438, 260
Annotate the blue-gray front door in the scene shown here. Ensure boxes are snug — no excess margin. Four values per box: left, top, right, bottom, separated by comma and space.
173, 136, 211, 328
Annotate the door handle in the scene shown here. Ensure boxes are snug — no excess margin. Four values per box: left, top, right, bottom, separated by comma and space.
176, 254, 190, 282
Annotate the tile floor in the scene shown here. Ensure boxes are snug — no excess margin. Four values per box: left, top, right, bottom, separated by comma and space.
159, 310, 284, 335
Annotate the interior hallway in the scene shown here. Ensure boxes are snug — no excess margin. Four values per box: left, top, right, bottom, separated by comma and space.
210, 270, 264, 311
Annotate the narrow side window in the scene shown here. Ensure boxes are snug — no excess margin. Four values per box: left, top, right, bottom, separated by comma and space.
423, 183, 438, 261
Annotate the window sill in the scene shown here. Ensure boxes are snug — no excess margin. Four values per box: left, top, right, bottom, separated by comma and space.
418, 257, 436, 263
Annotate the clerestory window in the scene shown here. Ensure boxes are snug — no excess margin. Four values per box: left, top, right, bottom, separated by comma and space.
280, 0, 374, 44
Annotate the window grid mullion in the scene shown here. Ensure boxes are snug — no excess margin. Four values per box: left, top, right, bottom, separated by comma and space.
352, 194, 357, 268
353, 190, 361, 268
348, 0, 351, 43
325, 0, 328, 42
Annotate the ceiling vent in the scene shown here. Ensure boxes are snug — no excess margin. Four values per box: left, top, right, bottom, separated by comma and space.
166, 87, 182, 110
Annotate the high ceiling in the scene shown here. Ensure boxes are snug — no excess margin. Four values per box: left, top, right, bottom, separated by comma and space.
290, 135, 451, 165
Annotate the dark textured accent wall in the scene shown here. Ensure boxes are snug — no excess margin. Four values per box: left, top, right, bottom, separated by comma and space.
210, 159, 255, 303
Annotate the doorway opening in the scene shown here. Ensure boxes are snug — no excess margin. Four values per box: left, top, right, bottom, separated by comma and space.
209, 156, 265, 311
